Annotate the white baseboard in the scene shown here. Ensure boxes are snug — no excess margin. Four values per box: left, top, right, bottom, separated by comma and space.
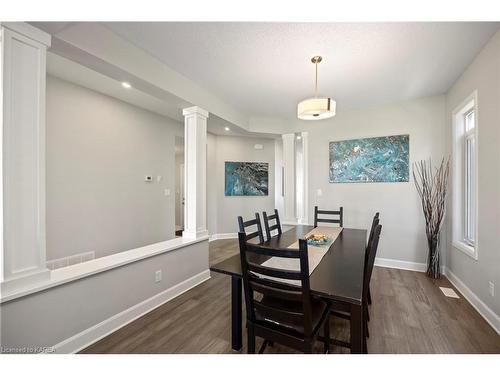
209, 233, 238, 242
374, 257, 446, 275
53, 269, 211, 353
444, 268, 500, 335
375, 257, 427, 272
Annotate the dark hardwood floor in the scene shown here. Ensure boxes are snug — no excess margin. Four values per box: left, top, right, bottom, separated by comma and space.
81, 239, 500, 354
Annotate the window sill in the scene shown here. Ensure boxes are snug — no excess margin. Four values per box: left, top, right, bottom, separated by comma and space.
0, 235, 209, 304
453, 240, 478, 261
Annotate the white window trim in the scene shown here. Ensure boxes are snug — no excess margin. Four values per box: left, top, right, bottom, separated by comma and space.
451, 90, 479, 260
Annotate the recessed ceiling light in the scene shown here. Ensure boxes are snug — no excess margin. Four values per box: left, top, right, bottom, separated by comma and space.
224, 127, 230, 131
296, 135, 302, 140
121, 82, 132, 89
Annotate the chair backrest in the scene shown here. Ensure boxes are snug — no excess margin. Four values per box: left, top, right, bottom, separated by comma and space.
238, 232, 315, 337
367, 212, 380, 248
237, 213, 264, 243
363, 224, 382, 302
314, 206, 343, 228
262, 209, 282, 241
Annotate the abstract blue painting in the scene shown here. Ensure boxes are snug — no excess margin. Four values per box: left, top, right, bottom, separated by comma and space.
225, 162, 269, 196
329, 135, 409, 183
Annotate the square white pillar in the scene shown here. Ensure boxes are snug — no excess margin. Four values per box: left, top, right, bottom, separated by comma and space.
182, 106, 209, 239
297, 132, 309, 224
1, 23, 51, 292
282, 134, 297, 224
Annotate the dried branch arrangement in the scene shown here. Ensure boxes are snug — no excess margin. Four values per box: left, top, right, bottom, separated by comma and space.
413, 158, 450, 278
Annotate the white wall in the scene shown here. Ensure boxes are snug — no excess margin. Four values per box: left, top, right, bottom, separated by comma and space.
445, 30, 500, 316
46, 76, 183, 260
304, 96, 447, 265
206, 134, 276, 235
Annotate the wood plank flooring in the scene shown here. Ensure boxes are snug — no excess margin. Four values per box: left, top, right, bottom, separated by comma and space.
81, 239, 500, 354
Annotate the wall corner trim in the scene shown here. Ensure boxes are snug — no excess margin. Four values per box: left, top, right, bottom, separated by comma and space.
52, 269, 211, 353
444, 268, 500, 335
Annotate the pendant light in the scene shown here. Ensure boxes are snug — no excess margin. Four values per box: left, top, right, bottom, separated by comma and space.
297, 56, 336, 120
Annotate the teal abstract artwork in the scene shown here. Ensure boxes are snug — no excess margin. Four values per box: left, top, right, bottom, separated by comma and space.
329, 135, 409, 183
225, 162, 269, 196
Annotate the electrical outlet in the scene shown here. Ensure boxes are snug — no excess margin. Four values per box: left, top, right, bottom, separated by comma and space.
155, 270, 162, 283
489, 281, 494, 297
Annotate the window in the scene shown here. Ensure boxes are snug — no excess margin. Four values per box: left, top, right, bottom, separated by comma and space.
452, 91, 478, 259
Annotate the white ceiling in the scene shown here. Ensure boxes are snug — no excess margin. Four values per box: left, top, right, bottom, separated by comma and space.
103, 22, 499, 120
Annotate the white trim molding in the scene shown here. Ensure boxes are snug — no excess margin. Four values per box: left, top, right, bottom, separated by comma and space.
451, 90, 479, 261
375, 257, 428, 272
53, 269, 211, 353
209, 233, 238, 242
444, 268, 500, 335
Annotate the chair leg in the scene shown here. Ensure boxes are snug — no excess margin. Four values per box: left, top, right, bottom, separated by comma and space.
367, 286, 372, 305
365, 301, 370, 322
247, 322, 255, 354
323, 315, 331, 353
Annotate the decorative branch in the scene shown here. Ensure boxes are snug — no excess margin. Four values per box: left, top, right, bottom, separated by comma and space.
413, 157, 450, 278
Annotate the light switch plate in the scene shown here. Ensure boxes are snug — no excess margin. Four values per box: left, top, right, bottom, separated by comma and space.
164, 189, 171, 196
155, 270, 162, 283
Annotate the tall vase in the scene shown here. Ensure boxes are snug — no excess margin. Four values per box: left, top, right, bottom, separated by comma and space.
426, 235, 440, 279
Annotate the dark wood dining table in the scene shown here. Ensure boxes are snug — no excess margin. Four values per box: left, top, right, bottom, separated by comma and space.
209, 225, 368, 354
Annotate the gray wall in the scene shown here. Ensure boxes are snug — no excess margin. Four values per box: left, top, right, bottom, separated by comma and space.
206, 134, 276, 235
46, 76, 183, 260
0, 240, 209, 351
445, 30, 500, 315
304, 95, 447, 265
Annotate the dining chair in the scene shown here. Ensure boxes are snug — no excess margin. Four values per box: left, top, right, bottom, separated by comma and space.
328, 224, 382, 354
366, 212, 380, 307
238, 232, 331, 354
262, 209, 282, 241
314, 206, 343, 228
237, 213, 265, 243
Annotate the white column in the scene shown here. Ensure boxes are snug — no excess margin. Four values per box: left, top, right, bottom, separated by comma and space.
296, 132, 309, 224
1, 23, 51, 292
182, 106, 209, 239
282, 134, 297, 224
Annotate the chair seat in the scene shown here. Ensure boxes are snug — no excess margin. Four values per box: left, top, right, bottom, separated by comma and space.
256, 296, 328, 335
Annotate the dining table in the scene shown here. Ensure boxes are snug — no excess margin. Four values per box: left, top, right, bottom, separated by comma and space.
209, 225, 368, 354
